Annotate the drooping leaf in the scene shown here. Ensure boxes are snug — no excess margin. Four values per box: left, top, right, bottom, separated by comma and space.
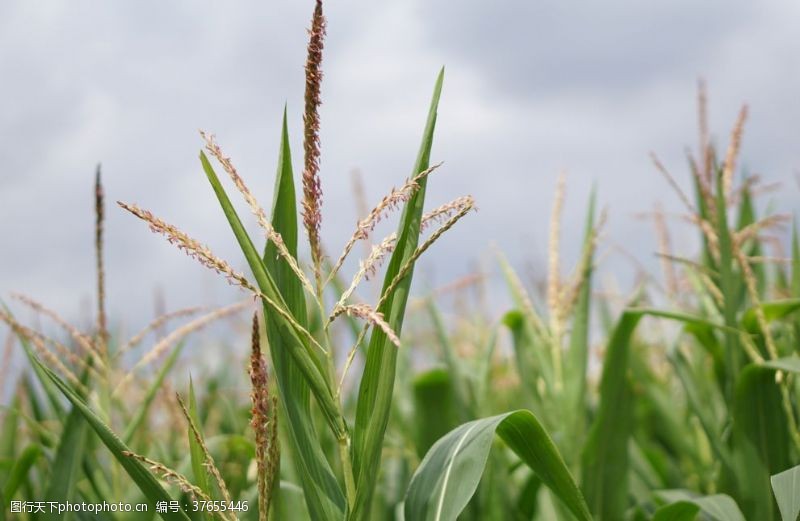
404, 409, 592, 521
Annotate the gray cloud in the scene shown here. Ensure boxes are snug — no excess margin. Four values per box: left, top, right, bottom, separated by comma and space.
1, 0, 798, 345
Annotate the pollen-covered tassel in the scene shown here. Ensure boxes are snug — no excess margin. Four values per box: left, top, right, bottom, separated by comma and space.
302, 0, 327, 282
249, 313, 279, 520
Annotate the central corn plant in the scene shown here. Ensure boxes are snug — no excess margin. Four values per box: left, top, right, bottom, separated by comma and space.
113, 2, 594, 520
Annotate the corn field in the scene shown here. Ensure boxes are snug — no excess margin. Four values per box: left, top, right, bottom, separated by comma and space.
2, 2, 800, 520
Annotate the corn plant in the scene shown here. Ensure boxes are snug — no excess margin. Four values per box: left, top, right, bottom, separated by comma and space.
3, 3, 800, 521
0, 169, 252, 521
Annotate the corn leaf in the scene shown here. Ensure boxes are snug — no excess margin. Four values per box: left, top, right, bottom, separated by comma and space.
564, 188, 596, 443
200, 151, 342, 436
41, 401, 89, 520
2, 445, 41, 503
581, 310, 641, 520
263, 110, 345, 520
30, 354, 191, 520
403, 409, 592, 521
350, 69, 443, 520
715, 170, 742, 406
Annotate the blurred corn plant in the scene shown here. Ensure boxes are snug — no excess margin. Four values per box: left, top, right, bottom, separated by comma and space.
490, 83, 800, 521
0, 168, 253, 521
3, 2, 800, 521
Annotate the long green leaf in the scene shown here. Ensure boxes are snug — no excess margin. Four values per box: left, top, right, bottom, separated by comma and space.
771, 464, 800, 521
30, 355, 190, 521
404, 409, 592, 521
200, 150, 343, 437
263, 109, 345, 520
668, 349, 733, 474
564, 188, 596, 448
715, 170, 741, 406
42, 401, 89, 520
351, 69, 444, 520
581, 310, 642, 520
2, 445, 41, 502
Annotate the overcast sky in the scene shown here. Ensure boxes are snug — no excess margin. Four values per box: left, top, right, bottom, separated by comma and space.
2, 1, 799, 340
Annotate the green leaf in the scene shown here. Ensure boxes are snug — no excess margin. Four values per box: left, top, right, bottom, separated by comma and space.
30, 354, 190, 520
771, 464, 800, 521
403, 410, 592, 521
581, 310, 642, 520
652, 501, 700, 521
2, 445, 41, 501
42, 401, 89, 520
656, 491, 746, 521
564, 188, 596, 445
668, 349, 733, 474
714, 169, 742, 406
200, 149, 342, 436
263, 109, 345, 520
351, 69, 444, 520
